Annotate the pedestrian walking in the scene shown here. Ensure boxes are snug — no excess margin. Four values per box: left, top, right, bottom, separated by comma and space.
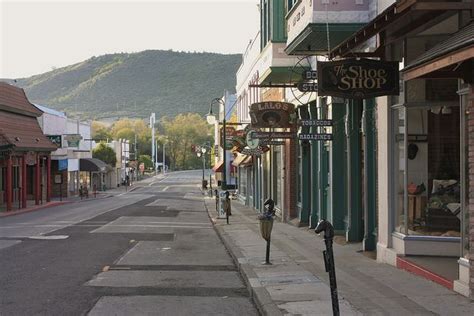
223, 191, 231, 224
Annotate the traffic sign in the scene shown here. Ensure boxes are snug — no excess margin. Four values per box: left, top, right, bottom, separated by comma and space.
298, 119, 333, 127
298, 133, 333, 141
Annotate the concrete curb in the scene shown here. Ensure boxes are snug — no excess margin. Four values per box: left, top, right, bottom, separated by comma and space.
203, 196, 283, 316
0, 201, 71, 218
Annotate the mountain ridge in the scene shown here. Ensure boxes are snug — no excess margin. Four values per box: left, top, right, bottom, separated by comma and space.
5, 50, 241, 120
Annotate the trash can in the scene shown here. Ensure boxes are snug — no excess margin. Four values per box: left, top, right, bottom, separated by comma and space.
202, 179, 208, 189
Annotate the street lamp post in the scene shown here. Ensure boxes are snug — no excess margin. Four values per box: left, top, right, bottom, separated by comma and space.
206, 98, 226, 190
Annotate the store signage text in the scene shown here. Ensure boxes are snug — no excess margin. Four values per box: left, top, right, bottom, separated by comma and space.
317, 59, 399, 99
250, 102, 296, 128
297, 82, 318, 92
298, 133, 333, 141
298, 119, 332, 127
251, 132, 296, 139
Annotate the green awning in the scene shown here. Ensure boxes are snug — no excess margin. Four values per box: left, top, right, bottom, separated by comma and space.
285, 23, 365, 55
259, 66, 294, 85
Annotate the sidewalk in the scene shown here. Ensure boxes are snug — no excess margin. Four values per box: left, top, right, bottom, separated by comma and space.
204, 197, 474, 315
0, 174, 164, 218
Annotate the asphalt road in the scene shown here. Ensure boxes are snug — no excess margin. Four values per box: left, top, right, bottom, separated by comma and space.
0, 170, 258, 316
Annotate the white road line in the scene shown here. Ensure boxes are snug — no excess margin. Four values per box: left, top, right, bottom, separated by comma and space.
162, 186, 169, 191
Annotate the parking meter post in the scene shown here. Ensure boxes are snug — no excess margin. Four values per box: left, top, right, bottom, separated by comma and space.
259, 198, 275, 265
315, 220, 339, 316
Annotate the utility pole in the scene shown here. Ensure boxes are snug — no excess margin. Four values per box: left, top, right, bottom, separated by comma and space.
150, 113, 155, 172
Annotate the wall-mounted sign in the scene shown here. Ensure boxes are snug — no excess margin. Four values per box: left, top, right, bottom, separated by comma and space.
249, 102, 296, 128
298, 119, 333, 127
64, 134, 82, 147
317, 59, 399, 99
47, 135, 62, 147
251, 131, 296, 139
298, 133, 333, 141
246, 130, 260, 149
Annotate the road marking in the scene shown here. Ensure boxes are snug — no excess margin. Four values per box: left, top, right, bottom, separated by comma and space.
162, 186, 169, 191
28, 235, 69, 240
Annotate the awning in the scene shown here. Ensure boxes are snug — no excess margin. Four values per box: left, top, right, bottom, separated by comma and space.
212, 160, 224, 172
402, 21, 474, 82
329, 0, 473, 59
240, 156, 253, 167
0, 111, 57, 152
259, 67, 294, 85
79, 158, 111, 173
285, 23, 365, 55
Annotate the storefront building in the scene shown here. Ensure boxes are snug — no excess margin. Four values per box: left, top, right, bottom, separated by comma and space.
284, 0, 376, 253
331, 0, 473, 297
0, 83, 57, 211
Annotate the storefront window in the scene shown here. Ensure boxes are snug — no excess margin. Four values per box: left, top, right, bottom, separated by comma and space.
403, 106, 461, 236
240, 168, 247, 197
459, 84, 469, 258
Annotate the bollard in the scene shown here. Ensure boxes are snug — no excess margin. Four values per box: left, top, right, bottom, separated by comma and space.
315, 219, 339, 316
258, 198, 275, 265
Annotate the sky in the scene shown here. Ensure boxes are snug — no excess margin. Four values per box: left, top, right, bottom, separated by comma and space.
0, 0, 260, 78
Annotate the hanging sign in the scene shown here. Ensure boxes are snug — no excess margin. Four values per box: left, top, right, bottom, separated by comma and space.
64, 134, 82, 147
298, 134, 333, 141
298, 119, 333, 127
251, 131, 296, 139
302, 70, 317, 80
249, 102, 296, 128
260, 140, 286, 146
317, 59, 399, 99
241, 146, 270, 156
297, 82, 318, 92
220, 126, 236, 149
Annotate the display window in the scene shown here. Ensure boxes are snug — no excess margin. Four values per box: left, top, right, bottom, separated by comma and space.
392, 79, 463, 238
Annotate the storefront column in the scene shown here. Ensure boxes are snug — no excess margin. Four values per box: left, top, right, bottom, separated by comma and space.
346, 100, 363, 242
46, 156, 51, 202
6, 155, 13, 211
35, 154, 40, 205
319, 101, 329, 222
309, 102, 319, 228
21, 155, 27, 208
298, 104, 311, 224
331, 100, 347, 232
363, 99, 377, 251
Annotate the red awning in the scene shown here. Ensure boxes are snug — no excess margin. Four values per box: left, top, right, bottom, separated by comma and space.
212, 160, 224, 172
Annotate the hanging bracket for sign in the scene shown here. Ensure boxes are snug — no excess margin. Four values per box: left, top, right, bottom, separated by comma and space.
298, 119, 333, 127
248, 83, 297, 88
298, 134, 333, 141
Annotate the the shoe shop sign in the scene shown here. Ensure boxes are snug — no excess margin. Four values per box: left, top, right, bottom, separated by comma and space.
317, 59, 399, 99
249, 102, 296, 128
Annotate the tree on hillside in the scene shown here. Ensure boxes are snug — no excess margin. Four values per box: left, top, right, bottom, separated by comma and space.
110, 118, 152, 156
92, 121, 112, 141
162, 113, 212, 170
93, 142, 117, 166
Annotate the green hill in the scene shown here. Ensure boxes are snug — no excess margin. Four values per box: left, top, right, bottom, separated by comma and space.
9, 50, 241, 120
